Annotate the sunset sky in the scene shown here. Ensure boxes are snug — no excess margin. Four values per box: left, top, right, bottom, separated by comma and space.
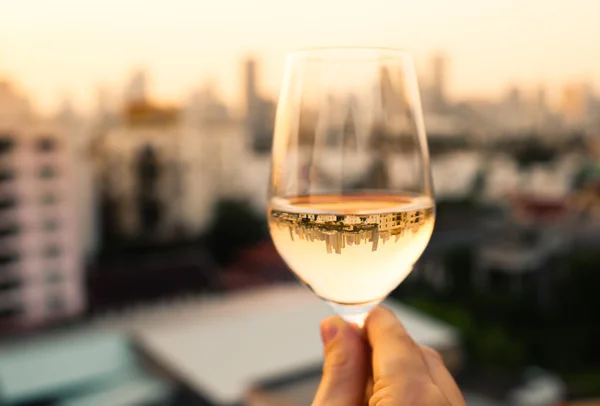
1, 0, 599, 114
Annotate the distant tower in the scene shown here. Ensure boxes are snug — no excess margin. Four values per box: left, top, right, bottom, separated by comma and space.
535, 85, 549, 132
560, 82, 591, 128
56, 94, 76, 125
505, 86, 523, 114
430, 54, 448, 112
536, 86, 547, 111
0, 80, 31, 124
243, 57, 274, 152
244, 58, 259, 127
342, 111, 358, 150
95, 86, 110, 121
379, 66, 394, 113
125, 70, 149, 105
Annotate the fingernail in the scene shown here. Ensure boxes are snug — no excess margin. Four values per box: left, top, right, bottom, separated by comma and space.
321, 317, 343, 344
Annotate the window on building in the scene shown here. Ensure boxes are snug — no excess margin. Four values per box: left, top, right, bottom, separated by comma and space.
47, 295, 63, 313
0, 306, 22, 319
40, 192, 58, 205
0, 225, 20, 238
0, 136, 15, 155
0, 169, 15, 182
0, 278, 21, 292
0, 198, 17, 210
36, 137, 57, 152
43, 245, 61, 259
43, 219, 60, 232
45, 270, 63, 284
0, 254, 19, 266
39, 166, 57, 179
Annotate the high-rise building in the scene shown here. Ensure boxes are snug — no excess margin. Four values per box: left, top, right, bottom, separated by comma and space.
95, 72, 223, 242
244, 58, 258, 127
186, 89, 252, 201
95, 105, 217, 241
243, 57, 275, 153
505, 86, 522, 110
429, 54, 448, 112
559, 82, 594, 130
0, 81, 31, 125
124, 69, 149, 105
0, 81, 84, 329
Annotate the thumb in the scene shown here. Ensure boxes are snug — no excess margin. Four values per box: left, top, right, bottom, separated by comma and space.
312, 316, 368, 406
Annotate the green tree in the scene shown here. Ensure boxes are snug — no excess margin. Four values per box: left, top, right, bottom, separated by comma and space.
205, 199, 268, 265
472, 325, 527, 369
443, 245, 474, 296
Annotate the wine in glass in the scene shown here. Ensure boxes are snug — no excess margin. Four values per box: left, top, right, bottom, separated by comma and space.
267, 47, 434, 327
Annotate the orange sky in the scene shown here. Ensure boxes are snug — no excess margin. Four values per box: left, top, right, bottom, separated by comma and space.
1, 0, 599, 114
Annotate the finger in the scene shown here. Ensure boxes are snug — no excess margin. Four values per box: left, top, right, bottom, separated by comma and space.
364, 376, 374, 405
312, 316, 368, 406
365, 307, 431, 385
421, 346, 466, 406
363, 345, 373, 404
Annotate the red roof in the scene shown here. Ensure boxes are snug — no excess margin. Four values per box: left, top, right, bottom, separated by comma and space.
220, 240, 293, 291
511, 194, 568, 220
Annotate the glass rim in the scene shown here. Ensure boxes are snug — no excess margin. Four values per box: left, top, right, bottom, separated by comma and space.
286, 46, 413, 63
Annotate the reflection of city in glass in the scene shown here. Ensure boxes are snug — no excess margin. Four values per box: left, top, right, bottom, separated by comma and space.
270, 204, 434, 254
268, 195, 436, 306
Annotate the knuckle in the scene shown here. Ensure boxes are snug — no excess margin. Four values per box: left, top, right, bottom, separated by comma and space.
393, 330, 418, 350
371, 378, 448, 406
372, 375, 400, 395
369, 388, 397, 406
390, 320, 414, 340
323, 344, 352, 375
410, 382, 449, 404
421, 346, 443, 362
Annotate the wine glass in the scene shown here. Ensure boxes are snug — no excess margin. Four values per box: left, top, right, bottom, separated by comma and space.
267, 47, 434, 327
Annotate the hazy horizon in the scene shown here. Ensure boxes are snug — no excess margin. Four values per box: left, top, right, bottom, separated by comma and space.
2, 0, 600, 114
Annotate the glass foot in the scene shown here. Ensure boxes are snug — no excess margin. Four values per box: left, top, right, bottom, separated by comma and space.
327, 300, 381, 328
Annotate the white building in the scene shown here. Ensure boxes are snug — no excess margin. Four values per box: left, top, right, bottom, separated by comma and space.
315, 215, 336, 224
96, 112, 218, 239
0, 80, 84, 327
185, 85, 253, 201
95, 68, 275, 242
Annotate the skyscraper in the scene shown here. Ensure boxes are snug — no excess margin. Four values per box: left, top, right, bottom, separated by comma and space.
244, 58, 258, 128
243, 57, 275, 153
559, 82, 594, 130
0, 80, 85, 330
124, 69, 149, 105
430, 54, 448, 113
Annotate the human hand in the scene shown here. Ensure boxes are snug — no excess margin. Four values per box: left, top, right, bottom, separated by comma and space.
312, 307, 466, 406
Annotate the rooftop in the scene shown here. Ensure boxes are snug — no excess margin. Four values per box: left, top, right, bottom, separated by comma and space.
131, 284, 460, 404
0, 283, 461, 406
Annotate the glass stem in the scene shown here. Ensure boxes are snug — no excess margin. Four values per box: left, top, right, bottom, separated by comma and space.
327, 300, 381, 329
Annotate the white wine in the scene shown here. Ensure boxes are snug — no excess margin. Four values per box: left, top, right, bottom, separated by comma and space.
268, 194, 435, 306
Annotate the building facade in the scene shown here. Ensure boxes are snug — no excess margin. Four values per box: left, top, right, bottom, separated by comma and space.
0, 107, 84, 328
95, 102, 219, 241
94, 69, 272, 245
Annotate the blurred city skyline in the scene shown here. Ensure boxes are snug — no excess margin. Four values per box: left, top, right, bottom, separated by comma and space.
2, 0, 600, 114
2, 3, 600, 403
